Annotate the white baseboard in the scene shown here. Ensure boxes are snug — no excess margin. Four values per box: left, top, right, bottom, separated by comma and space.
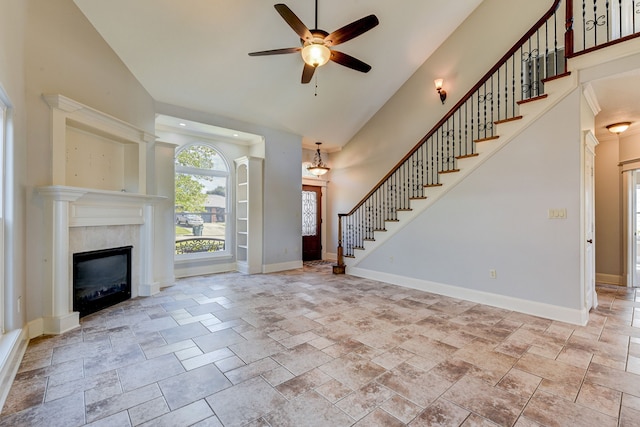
27, 318, 44, 339
596, 273, 625, 286
0, 328, 28, 412
324, 252, 337, 262
262, 260, 303, 274
139, 282, 160, 296
348, 267, 588, 326
174, 262, 236, 278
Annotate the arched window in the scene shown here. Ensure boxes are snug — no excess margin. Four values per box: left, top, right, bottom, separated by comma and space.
174, 143, 230, 257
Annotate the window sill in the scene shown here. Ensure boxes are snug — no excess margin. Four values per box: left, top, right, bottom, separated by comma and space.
174, 251, 233, 265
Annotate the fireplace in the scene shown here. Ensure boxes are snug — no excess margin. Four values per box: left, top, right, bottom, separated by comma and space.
73, 246, 132, 317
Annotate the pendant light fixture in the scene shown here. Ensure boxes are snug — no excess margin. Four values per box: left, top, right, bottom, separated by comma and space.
307, 142, 330, 176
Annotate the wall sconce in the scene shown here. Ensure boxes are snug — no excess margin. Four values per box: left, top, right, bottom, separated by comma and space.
606, 122, 631, 134
307, 142, 330, 176
434, 78, 447, 104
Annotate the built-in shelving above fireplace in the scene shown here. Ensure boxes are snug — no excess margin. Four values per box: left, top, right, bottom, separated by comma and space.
42, 94, 155, 194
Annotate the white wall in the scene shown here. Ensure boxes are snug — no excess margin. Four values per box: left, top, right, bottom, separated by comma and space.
155, 103, 303, 273
328, 0, 553, 252
356, 90, 583, 313
24, 0, 156, 325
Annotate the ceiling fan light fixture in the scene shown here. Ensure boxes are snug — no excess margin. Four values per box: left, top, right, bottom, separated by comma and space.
606, 122, 632, 134
301, 42, 331, 68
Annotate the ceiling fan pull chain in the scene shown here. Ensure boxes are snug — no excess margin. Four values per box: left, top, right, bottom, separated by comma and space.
315, 73, 318, 96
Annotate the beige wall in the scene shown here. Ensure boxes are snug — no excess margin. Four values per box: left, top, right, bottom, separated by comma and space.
595, 130, 640, 283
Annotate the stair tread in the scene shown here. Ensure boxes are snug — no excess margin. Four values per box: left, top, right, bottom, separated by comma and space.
495, 116, 523, 125
409, 196, 427, 200
474, 135, 499, 143
439, 169, 460, 174
424, 183, 443, 188
517, 93, 548, 105
456, 153, 479, 159
541, 71, 571, 83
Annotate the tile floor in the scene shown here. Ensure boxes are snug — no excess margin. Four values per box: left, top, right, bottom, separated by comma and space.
1, 263, 640, 426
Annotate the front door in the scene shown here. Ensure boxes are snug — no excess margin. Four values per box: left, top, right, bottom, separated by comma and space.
302, 185, 322, 261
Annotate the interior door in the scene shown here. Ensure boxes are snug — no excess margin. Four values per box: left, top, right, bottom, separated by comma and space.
302, 185, 322, 261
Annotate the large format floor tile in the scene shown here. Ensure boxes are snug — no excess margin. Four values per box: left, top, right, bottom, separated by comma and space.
1, 264, 639, 426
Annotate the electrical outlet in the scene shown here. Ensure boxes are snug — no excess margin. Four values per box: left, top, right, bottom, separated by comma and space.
489, 269, 497, 279
548, 208, 567, 219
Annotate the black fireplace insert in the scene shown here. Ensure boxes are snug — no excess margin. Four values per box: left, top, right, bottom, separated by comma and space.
73, 246, 132, 317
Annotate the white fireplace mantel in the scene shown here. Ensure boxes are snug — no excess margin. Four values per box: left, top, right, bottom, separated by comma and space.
36, 185, 166, 335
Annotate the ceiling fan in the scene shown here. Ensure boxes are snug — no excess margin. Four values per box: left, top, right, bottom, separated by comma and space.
248, 1, 379, 84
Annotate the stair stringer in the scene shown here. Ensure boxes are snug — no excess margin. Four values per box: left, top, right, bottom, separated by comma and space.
344, 71, 579, 270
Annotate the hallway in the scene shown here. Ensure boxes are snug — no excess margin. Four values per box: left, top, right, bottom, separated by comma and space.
1, 264, 639, 426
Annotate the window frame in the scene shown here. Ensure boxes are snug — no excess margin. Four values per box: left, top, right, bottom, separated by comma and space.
0, 96, 6, 334
174, 142, 232, 261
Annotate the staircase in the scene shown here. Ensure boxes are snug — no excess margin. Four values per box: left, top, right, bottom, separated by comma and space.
342, 72, 577, 269
334, 0, 640, 273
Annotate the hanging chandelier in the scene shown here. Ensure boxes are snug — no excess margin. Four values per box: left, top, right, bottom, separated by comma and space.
307, 142, 330, 176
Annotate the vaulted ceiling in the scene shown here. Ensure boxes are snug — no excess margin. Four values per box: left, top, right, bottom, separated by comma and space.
74, 0, 640, 149
73, 0, 484, 150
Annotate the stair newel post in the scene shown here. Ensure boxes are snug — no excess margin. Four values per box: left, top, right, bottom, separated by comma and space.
333, 214, 346, 274
565, 0, 574, 65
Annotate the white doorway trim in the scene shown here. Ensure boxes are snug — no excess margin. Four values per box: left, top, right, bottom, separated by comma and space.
582, 130, 598, 311
302, 177, 328, 261
623, 167, 640, 288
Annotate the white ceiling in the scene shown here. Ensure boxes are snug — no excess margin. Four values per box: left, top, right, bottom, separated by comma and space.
73, 0, 484, 151
589, 69, 640, 139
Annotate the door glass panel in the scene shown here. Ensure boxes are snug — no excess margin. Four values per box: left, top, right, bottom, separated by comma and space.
302, 190, 317, 236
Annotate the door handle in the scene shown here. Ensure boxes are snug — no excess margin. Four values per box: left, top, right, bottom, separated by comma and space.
587, 239, 593, 244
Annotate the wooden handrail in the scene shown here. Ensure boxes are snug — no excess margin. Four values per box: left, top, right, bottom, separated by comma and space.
339, 0, 562, 218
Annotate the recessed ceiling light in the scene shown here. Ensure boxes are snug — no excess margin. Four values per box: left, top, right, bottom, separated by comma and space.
233, 133, 239, 137
179, 122, 187, 127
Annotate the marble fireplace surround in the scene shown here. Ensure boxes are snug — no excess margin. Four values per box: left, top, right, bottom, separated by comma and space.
36, 186, 165, 335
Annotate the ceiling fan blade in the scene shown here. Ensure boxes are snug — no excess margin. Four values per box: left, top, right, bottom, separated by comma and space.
325, 15, 379, 47
274, 4, 312, 41
248, 47, 301, 56
330, 50, 372, 73
301, 63, 316, 84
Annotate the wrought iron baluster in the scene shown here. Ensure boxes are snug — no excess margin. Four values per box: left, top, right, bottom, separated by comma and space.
582, 0, 587, 50
496, 65, 502, 122
536, 28, 541, 96
511, 53, 516, 111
